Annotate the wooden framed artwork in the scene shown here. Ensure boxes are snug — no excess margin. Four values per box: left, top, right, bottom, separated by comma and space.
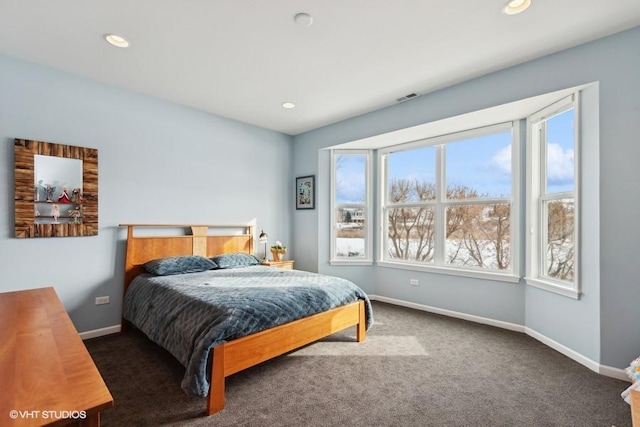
14, 138, 98, 238
295, 175, 315, 210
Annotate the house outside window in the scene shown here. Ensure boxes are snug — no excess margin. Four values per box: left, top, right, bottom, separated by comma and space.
330, 150, 372, 264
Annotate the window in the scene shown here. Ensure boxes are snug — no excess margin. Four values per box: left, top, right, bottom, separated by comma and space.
527, 95, 579, 297
326, 86, 591, 290
330, 150, 372, 263
380, 123, 519, 280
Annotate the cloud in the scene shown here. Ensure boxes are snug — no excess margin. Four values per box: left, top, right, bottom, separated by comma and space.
490, 143, 573, 183
547, 143, 574, 182
491, 145, 511, 174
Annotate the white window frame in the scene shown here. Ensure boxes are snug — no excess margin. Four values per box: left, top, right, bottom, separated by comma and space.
377, 122, 520, 283
330, 150, 373, 265
526, 94, 580, 299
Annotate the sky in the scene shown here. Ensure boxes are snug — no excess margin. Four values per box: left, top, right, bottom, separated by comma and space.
336, 109, 575, 204
545, 109, 575, 193
335, 154, 366, 204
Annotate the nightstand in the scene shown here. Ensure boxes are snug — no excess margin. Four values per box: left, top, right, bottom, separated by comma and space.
632, 389, 640, 426
260, 260, 294, 270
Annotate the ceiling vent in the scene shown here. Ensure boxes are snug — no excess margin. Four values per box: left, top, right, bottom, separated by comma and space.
396, 92, 419, 103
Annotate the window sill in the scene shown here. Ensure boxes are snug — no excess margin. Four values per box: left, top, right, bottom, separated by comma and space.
329, 259, 374, 266
376, 261, 521, 283
525, 278, 580, 299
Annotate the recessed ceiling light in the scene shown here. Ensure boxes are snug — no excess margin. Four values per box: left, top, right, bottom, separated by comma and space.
503, 0, 531, 15
104, 33, 130, 48
293, 12, 313, 27
282, 102, 296, 109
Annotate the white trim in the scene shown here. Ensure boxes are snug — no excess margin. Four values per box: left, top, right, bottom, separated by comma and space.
525, 326, 629, 382
510, 120, 521, 278
525, 114, 537, 281
378, 122, 513, 155
573, 90, 582, 295
329, 86, 590, 151
376, 261, 521, 283
599, 364, 631, 382
369, 295, 628, 382
435, 145, 444, 265
524, 326, 599, 373
329, 260, 373, 266
529, 96, 574, 123
525, 277, 580, 299
79, 325, 121, 340
370, 295, 524, 332
330, 150, 338, 260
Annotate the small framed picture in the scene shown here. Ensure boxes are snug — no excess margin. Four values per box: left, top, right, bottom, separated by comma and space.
296, 175, 315, 210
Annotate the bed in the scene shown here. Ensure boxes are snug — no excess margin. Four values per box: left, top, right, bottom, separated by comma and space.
120, 224, 372, 415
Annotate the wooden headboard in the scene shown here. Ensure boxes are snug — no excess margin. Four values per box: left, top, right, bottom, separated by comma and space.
119, 224, 254, 296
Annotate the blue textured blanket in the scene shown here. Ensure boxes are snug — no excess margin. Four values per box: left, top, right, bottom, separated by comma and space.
123, 265, 373, 397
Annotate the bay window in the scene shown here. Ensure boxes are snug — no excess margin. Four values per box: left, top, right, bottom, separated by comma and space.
326, 87, 585, 291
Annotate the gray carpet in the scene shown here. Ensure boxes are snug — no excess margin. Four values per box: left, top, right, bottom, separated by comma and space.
85, 301, 632, 426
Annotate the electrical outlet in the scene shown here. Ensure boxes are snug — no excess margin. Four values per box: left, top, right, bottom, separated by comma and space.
410, 279, 419, 286
95, 296, 110, 305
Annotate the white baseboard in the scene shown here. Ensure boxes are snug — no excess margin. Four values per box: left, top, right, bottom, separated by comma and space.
524, 327, 630, 382
599, 364, 630, 382
79, 325, 121, 340
524, 327, 600, 372
369, 295, 630, 382
370, 295, 525, 333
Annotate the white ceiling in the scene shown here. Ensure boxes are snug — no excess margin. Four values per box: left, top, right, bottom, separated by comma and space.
1, 1, 639, 136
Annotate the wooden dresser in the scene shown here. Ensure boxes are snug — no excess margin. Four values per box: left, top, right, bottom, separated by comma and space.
0, 287, 113, 427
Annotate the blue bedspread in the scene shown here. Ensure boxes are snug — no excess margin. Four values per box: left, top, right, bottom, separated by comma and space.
123, 265, 373, 397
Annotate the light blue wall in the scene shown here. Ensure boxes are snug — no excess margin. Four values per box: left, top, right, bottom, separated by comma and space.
0, 54, 293, 333
293, 26, 640, 368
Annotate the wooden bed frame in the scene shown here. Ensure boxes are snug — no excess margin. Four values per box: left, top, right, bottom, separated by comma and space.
120, 224, 367, 415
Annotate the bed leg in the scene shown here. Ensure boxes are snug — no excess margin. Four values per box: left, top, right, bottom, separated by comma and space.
206, 344, 225, 415
121, 319, 132, 333
356, 300, 366, 342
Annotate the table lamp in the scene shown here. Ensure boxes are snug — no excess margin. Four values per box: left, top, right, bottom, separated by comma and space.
258, 230, 268, 261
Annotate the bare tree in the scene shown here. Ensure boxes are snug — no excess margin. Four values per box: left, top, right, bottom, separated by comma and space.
546, 200, 574, 280
388, 180, 575, 276
489, 204, 511, 270
445, 185, 480, 239
446, 201, 511, 270
335, 155, 348, 192
389, 181, 512, 270
387, 179, 435, 261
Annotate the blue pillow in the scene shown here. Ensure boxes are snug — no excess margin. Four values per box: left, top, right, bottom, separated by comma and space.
143, 255, 217, 276
210, 252, 260, 269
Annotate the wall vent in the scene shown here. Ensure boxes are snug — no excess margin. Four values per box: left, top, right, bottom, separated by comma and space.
396, 92, 419, 103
